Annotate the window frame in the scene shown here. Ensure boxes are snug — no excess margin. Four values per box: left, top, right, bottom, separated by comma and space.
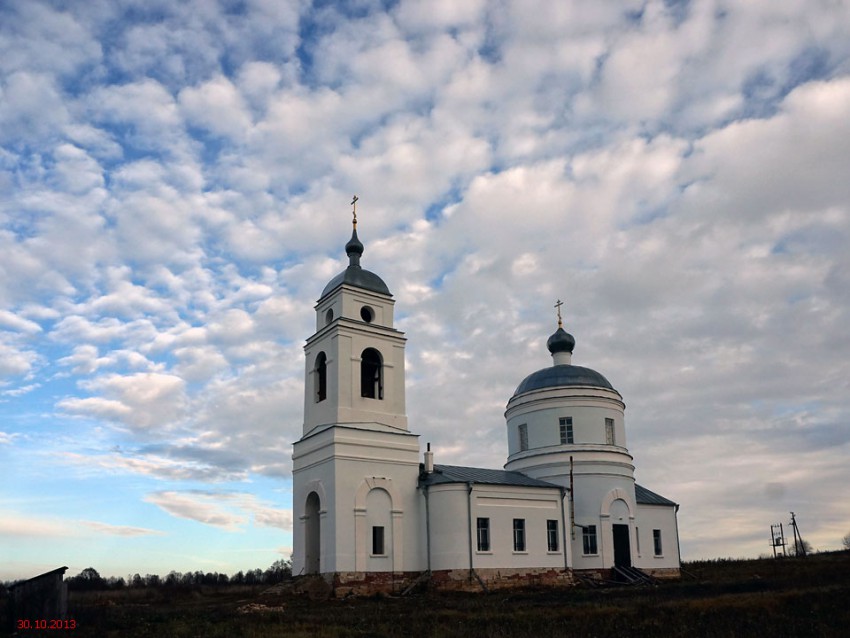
518, 423, 528, 451
547, 519, 559, 552
513, 518, 526, 552
476, 517, 490, 552
653, 529, 663, 556
372, 525, 386, 556
605, 418, 615, 445
559, 416, 573, 444
582, 524, 598, 555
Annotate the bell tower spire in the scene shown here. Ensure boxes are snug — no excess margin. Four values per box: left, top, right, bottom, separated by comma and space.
346, 195, 364, 267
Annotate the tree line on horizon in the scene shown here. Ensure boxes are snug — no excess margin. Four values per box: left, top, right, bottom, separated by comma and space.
1, 560, 292, 591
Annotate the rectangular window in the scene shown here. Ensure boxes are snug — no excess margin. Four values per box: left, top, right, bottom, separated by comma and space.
513, 518, 526, 552
547, 519, 559, 552
477, 517, 490, 552
559, 417, 573, 444
582, 524, 598, 555
605, 418, 615, 445
653, 529, 663, 556
372, 526, 385, 555
518, 423, 528, 451
636, 527, 641, 554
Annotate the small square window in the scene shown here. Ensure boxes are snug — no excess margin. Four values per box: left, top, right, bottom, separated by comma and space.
582, 524, 598, 555
513, 519, 526, 552
372, 526, 385, 555
547, 519, 559, 552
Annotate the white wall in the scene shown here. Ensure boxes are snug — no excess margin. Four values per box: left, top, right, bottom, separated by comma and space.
292, 425, 423, 575
426, 483, 568, 571
633, 504, 681, 571
505, 388, 626, 459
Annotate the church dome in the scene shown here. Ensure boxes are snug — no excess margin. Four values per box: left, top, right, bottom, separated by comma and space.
511, 323, 617, 398
547, 327, 575, 354
512, 364, 615, 397
320, 267, 390, 298
320, 227, 391, 299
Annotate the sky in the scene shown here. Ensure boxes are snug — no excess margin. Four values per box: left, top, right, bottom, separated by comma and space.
2, 0, 850, 582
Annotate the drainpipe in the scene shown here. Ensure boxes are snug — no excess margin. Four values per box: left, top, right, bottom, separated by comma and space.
569, 456, 576, 540
466, 482, 474, 576
466, 481, 488, 592
674, 503, 681, 571
424, 443, 433, 574
559, 486, 569, 571
424, 484, 432, 573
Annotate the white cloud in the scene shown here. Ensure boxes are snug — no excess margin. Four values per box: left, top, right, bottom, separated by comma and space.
679, 78, 850, 221
0, 71, 70, 145
58, 345, 155, 375
0, 431, 19, 444
0, 1, 101, 77
179, 75, 253, 141
0, 341, 38, 378
0, 511, 162, 539
144, 490, 291, 532
59, 372, 187, 431
0, 310, 42, 334
0, 512, 78, 538
80, 520, 166, 537
60, 450, 247, 483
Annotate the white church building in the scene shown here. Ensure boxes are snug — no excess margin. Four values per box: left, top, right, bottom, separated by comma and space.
291, 220, 680, 594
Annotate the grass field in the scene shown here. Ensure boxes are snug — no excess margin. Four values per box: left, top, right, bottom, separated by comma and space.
6, 552, 850, 637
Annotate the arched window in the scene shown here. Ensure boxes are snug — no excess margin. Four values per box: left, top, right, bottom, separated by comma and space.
315, 352, 327, 402
360, 348, 383, 399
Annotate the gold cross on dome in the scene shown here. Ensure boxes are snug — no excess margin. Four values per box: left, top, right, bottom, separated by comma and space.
554, 299, 564, 328
351, 195, 359, 228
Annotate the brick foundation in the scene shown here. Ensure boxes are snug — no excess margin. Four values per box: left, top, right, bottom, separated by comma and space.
300, 565, 678, 597
312, 568, 576, 597
331, 571, 424, 597
430, 567, 574, 592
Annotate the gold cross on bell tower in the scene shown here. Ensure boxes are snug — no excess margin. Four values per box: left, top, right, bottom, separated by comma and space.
351, 195, 359, 229
554, 299, 564, 328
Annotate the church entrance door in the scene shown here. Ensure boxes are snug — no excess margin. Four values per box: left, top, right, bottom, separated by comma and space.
305, 492, 321, 574
612, 524, 631, 567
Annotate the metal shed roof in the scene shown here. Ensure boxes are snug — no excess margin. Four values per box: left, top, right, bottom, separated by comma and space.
419, 464, 562, 489
635, 483, 677, 506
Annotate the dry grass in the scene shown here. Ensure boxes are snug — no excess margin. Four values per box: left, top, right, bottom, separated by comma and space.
5, 552, 850, 637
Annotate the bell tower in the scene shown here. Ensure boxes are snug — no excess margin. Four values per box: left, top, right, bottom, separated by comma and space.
303, 220, 407, 436
291, 200, 422, 580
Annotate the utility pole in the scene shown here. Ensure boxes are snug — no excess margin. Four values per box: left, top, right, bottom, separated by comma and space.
790, 512, 806, 557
